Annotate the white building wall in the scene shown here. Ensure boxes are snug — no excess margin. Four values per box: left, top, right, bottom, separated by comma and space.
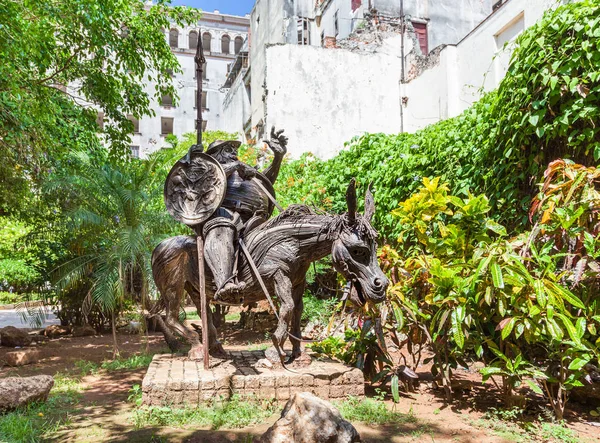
403, 0, 562, 133
264, 44, 402, 159
222, 71, 252, 137
250, 0, 289, 137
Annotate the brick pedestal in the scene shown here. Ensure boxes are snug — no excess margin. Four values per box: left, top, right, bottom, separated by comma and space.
142, 351, 364, 406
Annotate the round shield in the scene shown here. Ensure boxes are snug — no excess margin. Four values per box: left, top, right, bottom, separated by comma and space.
164, 150, 226, 228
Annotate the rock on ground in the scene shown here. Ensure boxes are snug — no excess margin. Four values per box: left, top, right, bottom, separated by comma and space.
4, 348, 42, 366
259, 392, 361, 443
72, 325, 96, 337
0, 326, 33, 347
44, 324, 70, 338
0, 375, 54, 412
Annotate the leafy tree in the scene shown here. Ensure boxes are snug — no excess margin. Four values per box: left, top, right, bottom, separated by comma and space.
0, 218, 40, 291
0, 0, 200, 214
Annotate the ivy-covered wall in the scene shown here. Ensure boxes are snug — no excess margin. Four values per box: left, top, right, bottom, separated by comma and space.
274, 1, 600, 241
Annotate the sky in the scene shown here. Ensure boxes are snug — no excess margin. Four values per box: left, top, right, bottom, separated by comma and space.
170, 0, 255, 16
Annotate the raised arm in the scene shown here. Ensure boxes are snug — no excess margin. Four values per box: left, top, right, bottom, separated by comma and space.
262, 127, 288, 185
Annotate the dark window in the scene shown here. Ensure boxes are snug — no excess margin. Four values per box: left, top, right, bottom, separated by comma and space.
202, 32, 212, 52
201, 91, 207, 109
169, 29, 179, 48
334, 11, 339, 36
195, 120, 208, 131
161, 94, 173, 107
234, 36, 244, 54
189, 31, 198, 49
297, 18, 310, 45
127, 115, 139, 133
321, 31, 325, 47
161, 117, 173, 135
413, 22, 428, 55
130, 146, 140, 158
221, 35, 231, 54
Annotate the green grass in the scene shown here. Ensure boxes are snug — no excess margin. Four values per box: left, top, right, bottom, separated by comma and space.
131, 396, 277, 430
74, 354, 154, 377
0, 373, 83, 443
302, 294, 338, 324
471, 417, 581, 443
101, 354, 153, 371
74, 359, 100, 376
185, 310, 241, 323
225, 312, 241, 323
185, 310, 200, 320
336, 396, 417, 426
247, 343, 269, 351
0, 291, 42, 305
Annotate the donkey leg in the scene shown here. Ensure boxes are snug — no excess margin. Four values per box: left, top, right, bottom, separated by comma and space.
164, 294, 203, 360
206, 306, 226, 356
289, 283, 305, 360
270, 270, 294, 363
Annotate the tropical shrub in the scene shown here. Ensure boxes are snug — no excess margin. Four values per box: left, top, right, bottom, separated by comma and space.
319, 162, 598, 419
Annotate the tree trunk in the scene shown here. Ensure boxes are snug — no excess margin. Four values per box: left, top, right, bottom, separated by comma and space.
111, 310, 120, 359
141, 278, 149, 355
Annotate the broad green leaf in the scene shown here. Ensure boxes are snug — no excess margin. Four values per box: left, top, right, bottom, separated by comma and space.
451, 309, 465, 349
491, 261, 504, 289
576, 318, 587, 340
391, 374, 400, 403
547, 281, 585, 309
501, 318, 516, 340
557, 313, 579, 344
568, 357, 589, 371
526, 380, 544, 395
533, 280, 547, 308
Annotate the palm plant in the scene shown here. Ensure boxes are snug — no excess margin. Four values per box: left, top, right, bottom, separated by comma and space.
51, 149, 176, 356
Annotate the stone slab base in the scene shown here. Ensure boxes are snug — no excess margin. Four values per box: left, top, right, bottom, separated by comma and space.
142, 351, 364, 406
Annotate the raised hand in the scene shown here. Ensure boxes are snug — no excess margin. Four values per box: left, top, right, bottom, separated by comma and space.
265, 126, 288, 156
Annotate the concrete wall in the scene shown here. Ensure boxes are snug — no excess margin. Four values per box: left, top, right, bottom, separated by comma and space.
402, 0, 560, 133
373, 0, 494, 51
249, 0, 370, 137
250, 0, 291, 137
264, 44, 402, 159
222, 70, 252, 137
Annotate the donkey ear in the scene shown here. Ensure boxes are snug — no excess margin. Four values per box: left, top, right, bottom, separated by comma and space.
346, 178, 357, 224
364, 185, 375, 222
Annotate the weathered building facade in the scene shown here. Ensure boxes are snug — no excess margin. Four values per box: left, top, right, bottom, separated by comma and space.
222, 0, 500, 157
130, 11, 249, 157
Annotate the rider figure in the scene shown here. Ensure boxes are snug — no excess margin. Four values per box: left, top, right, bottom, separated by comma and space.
200, 128, 288, 301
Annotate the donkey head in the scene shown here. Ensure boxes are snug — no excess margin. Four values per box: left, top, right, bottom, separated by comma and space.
331, 179, 389, 306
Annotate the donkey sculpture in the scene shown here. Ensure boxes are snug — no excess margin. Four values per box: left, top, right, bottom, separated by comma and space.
151, 180, 389, 362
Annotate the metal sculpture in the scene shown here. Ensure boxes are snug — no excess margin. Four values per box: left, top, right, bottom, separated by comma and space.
152, 179, 389, 363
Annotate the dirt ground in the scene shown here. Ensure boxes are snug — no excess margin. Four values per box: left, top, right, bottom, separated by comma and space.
1, 319, 599, 443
